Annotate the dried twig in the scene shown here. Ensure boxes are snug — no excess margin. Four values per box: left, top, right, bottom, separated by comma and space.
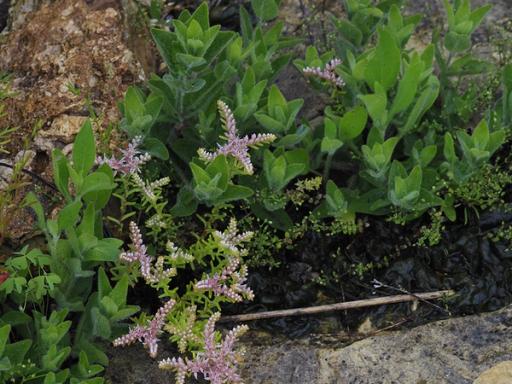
372, 279, 451, 315
219, 290, 455, 323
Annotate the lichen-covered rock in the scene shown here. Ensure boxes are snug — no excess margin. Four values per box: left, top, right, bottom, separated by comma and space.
0, 0, 149, 244
0, 0, 146, 155
239, 306, 512, 384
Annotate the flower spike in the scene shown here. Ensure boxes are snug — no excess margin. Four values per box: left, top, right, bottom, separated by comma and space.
159, 312, 248, 384
96, 136, 151, 175
198, 101, 276, 174
113, 299, 175, 358
303, 58, 345, 88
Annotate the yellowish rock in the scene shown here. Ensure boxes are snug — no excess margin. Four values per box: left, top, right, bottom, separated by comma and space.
474, 361, 512, 384
39, 115, 88, 143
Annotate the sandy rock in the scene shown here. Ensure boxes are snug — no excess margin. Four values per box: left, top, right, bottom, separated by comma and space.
0, 0, 152, 244
473, 361, 512, 384
0, 0, 146, 155
38, 115, 87, 143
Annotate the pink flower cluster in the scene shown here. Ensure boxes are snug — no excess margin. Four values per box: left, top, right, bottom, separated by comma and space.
303, 58, 345, 88
214, 218, 253, 256
120, 222, 176, 284
96, 136, 151, 175
195, 257, 254, 302
113, 299, 175, 358
198, 100, 276, 174
159, 312, 248, 384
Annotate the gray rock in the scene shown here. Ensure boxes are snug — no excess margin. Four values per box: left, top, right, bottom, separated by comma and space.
106, 307, 512, 384
240, 306, 512, 384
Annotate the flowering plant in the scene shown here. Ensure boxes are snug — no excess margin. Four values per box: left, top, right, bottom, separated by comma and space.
112, 218, 254, 383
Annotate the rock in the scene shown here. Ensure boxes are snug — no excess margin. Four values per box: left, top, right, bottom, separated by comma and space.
37, 114, 87, 144
0, 0, 146, 156
0, 0, 152, 245
240, 305, 512, 384
106, 306, 512, 384
474, 361, 512, 384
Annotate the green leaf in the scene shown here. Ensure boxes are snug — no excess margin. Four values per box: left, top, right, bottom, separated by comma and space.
443, 133, 456, 163
83, 238, 122, 262
419, 145, 437, 166
445, 31, 471, 52
123, 87, 145, 123
268, 156, 287, 190
400, 75, 440, 135
191, 2, 209, 30
110, 275, 129, 308
79, 172, 116, 197
338, 106, 368, 141
268, 85, 287, 109
364, 28, 401, 90
151, 28, 177, 69
0, 324, 10, 356
0, 356, 11, 371
251, 0, 279, 21
91, 309, 111, 340
240, 5, 253, 44
472, 119, 489, 149
326, 180, 347, 213
390, 54, 424, 117
469, 5, 492, 32
217, 185, 254, 204
321, 137, 344, 155
25, 192, 46, 229
73, 120, 96, 176
84, 164, 115, 210
359, 82, 388, 136
170, 187, 198, 217
1, 311, 31, 326
143, 137, 169, 160
52, 149, 71, 200
58, 200, 83, 232
78, 203, 95, 237
4, 339, 31, 365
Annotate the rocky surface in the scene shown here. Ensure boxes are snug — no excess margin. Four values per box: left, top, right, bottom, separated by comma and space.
240, 306, 512, 384
0, 0, 145, 155
105, 306, 512, 384
0, 0, 149, 244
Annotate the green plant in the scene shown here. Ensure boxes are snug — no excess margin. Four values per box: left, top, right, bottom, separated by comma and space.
0, 121, 139, 383
292, 0, 507, 227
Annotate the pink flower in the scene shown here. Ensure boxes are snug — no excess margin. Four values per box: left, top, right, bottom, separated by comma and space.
120, 222, 176, 284
213, 218, 253, 256
159, 313, 248, 384
113, 300, 175, 358
303, 58, 345, 88
195, 257, 254, 302
198, 101, 275, 174
97, 136, 151, 175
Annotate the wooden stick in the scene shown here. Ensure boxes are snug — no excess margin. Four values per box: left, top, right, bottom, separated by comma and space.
219, 290, 454, 323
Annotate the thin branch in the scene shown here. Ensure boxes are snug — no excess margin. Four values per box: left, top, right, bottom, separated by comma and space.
372, 279, 451, 315
0, 162, 58, 191
219, 290, 455, 323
